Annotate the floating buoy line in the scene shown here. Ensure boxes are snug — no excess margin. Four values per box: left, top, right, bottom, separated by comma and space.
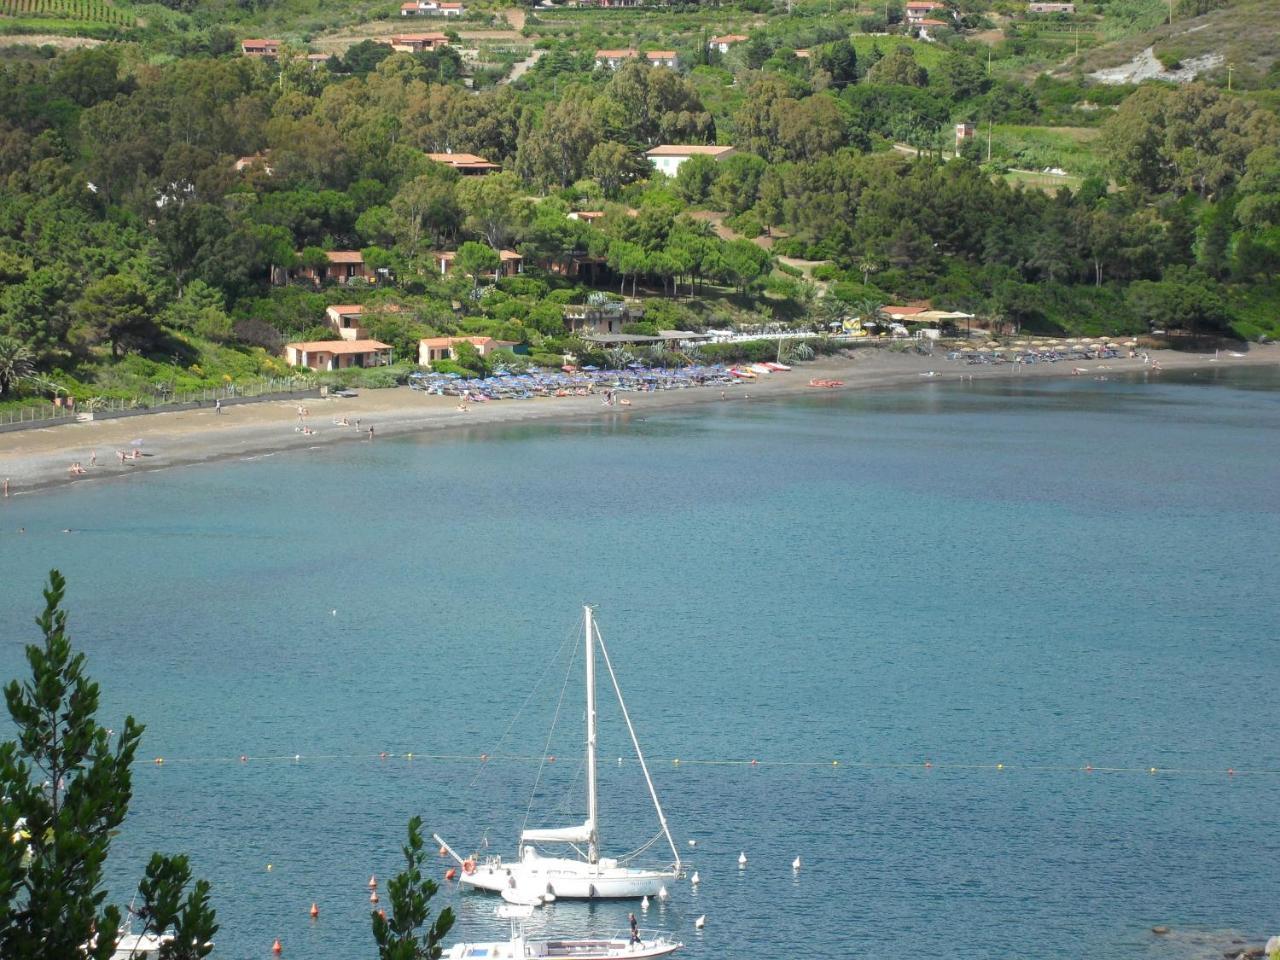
140, 751, 1279, 778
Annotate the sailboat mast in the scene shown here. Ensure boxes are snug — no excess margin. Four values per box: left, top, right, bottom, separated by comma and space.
584, 605, 600, 864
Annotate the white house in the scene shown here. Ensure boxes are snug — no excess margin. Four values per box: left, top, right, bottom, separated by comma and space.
707, 34, 748, 55
905, 0, 946, 24
594, 48, 637, 69
645, 144, 736, 178
400, 0, 464, 14
645, 50, 680, 69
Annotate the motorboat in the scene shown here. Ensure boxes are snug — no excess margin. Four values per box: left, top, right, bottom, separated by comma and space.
436, 607, 682, 900
111, 931, 173, 959
443, 904, 682, 960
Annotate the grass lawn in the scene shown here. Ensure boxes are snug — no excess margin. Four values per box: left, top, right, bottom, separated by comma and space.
988, 124, 1106, 179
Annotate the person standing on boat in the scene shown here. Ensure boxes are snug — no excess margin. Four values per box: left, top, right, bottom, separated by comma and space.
629, 913, 640, 945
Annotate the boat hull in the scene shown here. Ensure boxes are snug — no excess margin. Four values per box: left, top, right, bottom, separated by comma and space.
460, 859, 674, 899
446, 938, 681, 960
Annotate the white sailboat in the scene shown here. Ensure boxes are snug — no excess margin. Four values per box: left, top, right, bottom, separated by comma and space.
443, 904, 683, 960
436, 606, 682, 900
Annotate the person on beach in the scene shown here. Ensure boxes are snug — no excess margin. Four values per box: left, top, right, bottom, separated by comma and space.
116, 450, 126, 464
2, 478, 8, 498
89, 450, 97, 467
215, 399, 222, 414
368, 426, 375, 440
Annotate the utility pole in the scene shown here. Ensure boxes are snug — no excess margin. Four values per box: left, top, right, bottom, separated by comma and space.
1227, 64, 1234, 91
1074, 26, 1079, 59
987, 118, 993, 162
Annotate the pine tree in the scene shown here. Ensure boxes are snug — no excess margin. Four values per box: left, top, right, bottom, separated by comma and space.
0, 570, 217, 959
371, 816, 456, 960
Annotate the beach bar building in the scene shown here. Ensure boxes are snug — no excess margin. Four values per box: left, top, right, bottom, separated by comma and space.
285, 339, 392, 371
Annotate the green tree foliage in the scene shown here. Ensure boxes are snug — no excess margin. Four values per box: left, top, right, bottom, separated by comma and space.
51, 47, 128, 109
601, 61, 713, 146
515, 95, 598, 189
0, 571, 217, 960
390, 171, 461, 255
371, 816, 455, 960
455, 241, 500, 288
813, 40, 857, 87
867, 46, 928, 87
585, 141, 645, 199
0, 337, 35, 399
1126, 268, 1230, 334
673, 155, 718, 204
1101, 83, 1279, 197
73, 274, 159, 359
457, 172, 526, 250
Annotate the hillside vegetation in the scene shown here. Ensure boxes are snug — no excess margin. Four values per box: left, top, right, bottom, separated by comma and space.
0, 0, 1278, 408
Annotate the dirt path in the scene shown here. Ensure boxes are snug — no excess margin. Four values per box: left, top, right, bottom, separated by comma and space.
503, 47, 543, 84
503, 6, 525, 30
0, 33, 103, 49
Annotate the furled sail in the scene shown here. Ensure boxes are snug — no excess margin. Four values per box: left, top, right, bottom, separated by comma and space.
520, 820, 594, 845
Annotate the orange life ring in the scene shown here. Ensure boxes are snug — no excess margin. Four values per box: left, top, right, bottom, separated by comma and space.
462, 859, 476, 874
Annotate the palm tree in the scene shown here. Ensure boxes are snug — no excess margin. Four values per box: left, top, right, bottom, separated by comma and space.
855, 298, 886, 332
779, 339, 815, 364
0, 337, 34, 399
815, 293, 849, 331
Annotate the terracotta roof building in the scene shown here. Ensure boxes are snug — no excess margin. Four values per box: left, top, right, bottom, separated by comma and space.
284, 339, 392, 371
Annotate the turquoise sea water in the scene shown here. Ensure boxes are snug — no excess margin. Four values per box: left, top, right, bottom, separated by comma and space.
1, 366, 1278, 960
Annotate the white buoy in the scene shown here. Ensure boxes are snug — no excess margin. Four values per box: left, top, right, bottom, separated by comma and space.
792, 856, 801, 871
738, 852, 747, 868
640, 896, 650, 911
657, 885, 669, 901
687, 839, 696, 847
368, 875, 378, 889
691, 871, 700, 886
694, 915, 706, 930
331, 610, 337, 616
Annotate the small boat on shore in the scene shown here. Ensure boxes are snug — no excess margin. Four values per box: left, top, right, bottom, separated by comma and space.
443, 905, 683, 960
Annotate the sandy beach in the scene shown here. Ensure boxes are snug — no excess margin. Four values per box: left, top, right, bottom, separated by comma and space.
2, 346, 1276, 497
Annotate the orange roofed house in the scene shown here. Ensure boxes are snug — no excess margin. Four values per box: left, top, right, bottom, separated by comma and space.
418, 336, 517, 368
433, 249, 523, 278
707, 34, 748, 55
325, 303, 403, 339
389, 33, 450, 52
426, 152, 500, 174
905, 1, 946, 23
241, 39, 281, 58
290, 251, 374, 286
645, 144, 735, 177
284, 339, 393, 371
595, 49, 637, 69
